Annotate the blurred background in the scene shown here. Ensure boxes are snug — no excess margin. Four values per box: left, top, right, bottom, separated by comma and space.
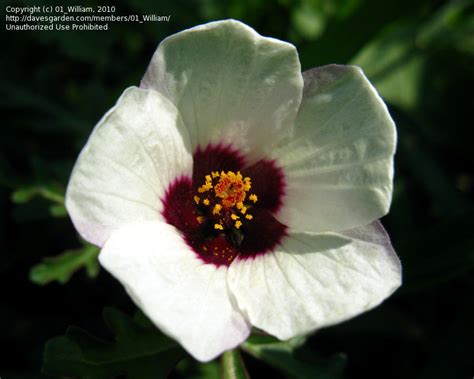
1, 0, 473, 378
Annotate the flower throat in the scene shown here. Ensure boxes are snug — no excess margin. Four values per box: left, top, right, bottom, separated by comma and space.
162, 144, 287, 267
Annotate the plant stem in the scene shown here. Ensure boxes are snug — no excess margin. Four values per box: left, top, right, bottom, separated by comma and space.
220, 348, 250, 379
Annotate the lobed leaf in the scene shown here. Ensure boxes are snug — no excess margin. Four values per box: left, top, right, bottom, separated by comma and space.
43, 307, 187, 379
29, 244, 100, 285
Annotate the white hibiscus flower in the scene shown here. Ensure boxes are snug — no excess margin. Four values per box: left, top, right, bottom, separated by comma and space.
65, 20, 401, 362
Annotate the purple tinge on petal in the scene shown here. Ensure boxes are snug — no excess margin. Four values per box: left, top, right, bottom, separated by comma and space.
161, 176, 200, 234
243, 159, 286, 213
238, 207, 287, 259
162, 143, 287, 267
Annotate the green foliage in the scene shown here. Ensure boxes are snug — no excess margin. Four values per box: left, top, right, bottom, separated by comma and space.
351, 22, 424, 111
242, 334, 346, 379
173, 359, 220, 379
291, 2, 327, 40
42, 308, 187, 379
11, 184, 67, 218
29, 244, 100, 285
11, 186, 63, 204
12, 183, 101, 286
352, 0, 474, 111
417, 0, 474, 55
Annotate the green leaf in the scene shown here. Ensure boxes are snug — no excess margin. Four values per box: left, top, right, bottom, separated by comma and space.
49, 204, 68, 218
245, 333, 307, 350
416, 0, 474, 55
11, 187, 38, 203
43, 307, 187, 379
29, 244, 100, 285
351, 0, 474, 112
350, 23, 425, 111
221, 349, 250, 379
291, 3, 326, 40
297, 0, 428, 68
174, 358, 221, 379
199, 361, 221, 379
11, 184, 65, 205
242, 335, 346, 379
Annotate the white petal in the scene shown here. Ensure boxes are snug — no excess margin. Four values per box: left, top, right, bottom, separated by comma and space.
65, 87, 192, 247
228, 221, 401, 340
141, 19, 303, 159
275, 65, 396, 233
99, 221, 251, 362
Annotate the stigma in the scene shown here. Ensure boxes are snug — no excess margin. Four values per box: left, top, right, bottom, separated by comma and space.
194, 170, 258, 231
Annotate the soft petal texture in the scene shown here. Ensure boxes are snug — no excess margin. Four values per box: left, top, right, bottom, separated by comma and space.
66, 87, 192, 246
227, 221, 401, 340
275, 65, 396, 233
99, 221, 251, 362
141, 19, 303, 159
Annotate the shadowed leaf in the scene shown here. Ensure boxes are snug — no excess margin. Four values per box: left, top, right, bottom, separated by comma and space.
43, 307, 187, 379
242, 335, 346, 379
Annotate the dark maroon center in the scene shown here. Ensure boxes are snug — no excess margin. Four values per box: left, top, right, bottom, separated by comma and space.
162, 144, 287, 267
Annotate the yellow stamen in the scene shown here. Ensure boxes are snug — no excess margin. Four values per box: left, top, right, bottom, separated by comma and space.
198, 183, 212, 193
243, 177, 252, 192
213, 204, 222, 215
214, 171, 248, 208
194, 170, 259, 230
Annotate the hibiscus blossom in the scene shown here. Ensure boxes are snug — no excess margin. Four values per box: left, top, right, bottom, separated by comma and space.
65, 20, 401, 362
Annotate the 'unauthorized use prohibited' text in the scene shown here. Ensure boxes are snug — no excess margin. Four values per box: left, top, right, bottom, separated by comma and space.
5, 5, 171, 31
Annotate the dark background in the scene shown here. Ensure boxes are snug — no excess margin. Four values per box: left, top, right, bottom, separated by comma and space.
1, 0, 473, 378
